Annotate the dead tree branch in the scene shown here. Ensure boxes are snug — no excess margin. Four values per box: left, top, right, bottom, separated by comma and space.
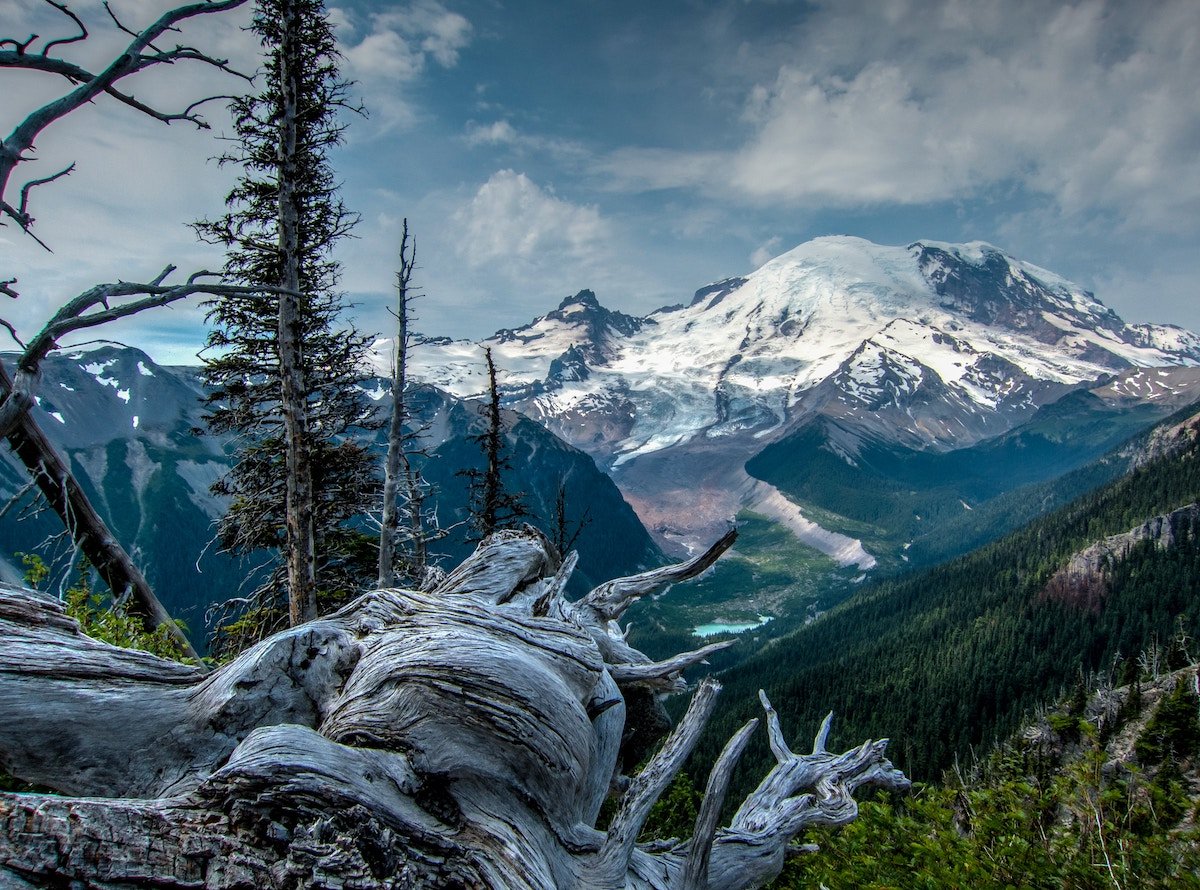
0, 269, 296, 662
0, 527, 909, 889
1, 0, 251, 240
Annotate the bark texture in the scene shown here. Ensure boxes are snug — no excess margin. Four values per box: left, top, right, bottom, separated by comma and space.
0, 528, 908, 889
275, 0, 318, 626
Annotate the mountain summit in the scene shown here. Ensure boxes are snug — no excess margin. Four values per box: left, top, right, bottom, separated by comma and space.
414, 236, 1200, 458
406, 237, 1200, 556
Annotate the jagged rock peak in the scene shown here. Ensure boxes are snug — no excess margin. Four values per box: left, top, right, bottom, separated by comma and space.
689, 277, 749, 309
557, 288, 600, 311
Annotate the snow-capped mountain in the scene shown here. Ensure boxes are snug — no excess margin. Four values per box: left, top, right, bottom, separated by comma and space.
410, 238, 1200, 461
405, 237, 1200, 554
0, 345, 660, 628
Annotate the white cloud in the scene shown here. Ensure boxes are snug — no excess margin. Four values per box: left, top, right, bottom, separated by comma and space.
338, 1, 472, 131
463, 120, 591, 166
601, 0, 1200, 232
465, 120, 519, 147
406, 1, 471, 67
453, 170, 611, 269
750, 236, 783, 269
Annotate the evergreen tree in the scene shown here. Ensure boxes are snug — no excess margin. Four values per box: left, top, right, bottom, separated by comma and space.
195, 0, 377, 644
460, 348, 528, 540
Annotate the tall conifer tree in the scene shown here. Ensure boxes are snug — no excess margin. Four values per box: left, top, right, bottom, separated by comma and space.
460, 348, 528, 540
196, 0, 376, 638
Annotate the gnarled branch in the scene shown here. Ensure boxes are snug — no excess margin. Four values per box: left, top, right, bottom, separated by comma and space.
582, 526, 738, 622
0, 528, 907, 889
1, 0, 251, 240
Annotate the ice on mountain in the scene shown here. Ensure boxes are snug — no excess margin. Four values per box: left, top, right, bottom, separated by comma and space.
137, 361, 154, 377
49, 412, 65, 424
132, 415, 139, 428
409, 235, 1200, 473
117, 389, 130, 403
360, 381, 388, 401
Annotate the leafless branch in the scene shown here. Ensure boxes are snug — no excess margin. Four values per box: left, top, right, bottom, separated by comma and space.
0, 268, 292, 440
582, 527, 738, 622
596, 677, 723, 883
40, 1, 87, 57
18, 162, 74, 220
0, 35, 37, 54
0, 317, 23, 348
0, 477, 38, 522
1, 0, 252, 241
681, 717, 759, 890
607, 639, 735, 692
3, 162, 76, 235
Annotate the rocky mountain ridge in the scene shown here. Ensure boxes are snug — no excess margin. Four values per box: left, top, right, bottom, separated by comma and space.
0, 345, 660, 632
403, 236, 1200, 555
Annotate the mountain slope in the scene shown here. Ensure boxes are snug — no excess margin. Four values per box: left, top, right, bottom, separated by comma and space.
407, 237, 1200, 558
747, 372, 1200, 570
692, 407, 1200, 783
0, 346, 661, 634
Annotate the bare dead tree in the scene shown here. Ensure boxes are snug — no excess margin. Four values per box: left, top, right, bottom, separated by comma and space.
553, 476, 593, 556
378, 219, 444, 589
0, 526, 909, 888
0, 0, 251, 247
460, 346, 529, 541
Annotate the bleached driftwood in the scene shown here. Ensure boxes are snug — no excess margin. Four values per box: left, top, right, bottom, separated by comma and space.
0, 528, 908, 889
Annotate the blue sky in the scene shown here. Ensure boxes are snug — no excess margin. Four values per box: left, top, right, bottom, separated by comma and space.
4, 0, 1200, 362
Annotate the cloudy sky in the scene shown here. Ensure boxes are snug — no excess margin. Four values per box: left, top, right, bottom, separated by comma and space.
3, 0, 1199, 362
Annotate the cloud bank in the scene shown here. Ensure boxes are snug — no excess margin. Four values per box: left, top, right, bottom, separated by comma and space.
603, 0, 1200, 232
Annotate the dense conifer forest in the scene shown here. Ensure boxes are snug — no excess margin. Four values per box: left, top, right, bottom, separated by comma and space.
693, 407, 1200, 789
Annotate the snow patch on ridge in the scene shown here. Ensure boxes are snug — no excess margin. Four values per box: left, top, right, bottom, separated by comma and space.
745, 480, 876, 570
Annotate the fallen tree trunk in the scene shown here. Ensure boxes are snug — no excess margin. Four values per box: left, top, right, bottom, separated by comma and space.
0, 527, 908, 889
0, 361, 204, 664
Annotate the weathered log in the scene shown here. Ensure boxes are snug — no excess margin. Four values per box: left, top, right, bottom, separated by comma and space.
0, 528, 908, 889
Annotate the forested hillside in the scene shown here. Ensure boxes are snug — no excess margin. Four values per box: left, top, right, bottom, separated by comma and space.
694, 406, 1200, 785
773, 663, 1200, 888
641, 661, 1200, 888
746, 387, 1197, 573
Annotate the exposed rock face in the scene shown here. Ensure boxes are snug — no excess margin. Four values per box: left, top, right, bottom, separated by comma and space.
0, 529, 907, 889
1131, 408, 1200, 469
1045, 502, 1200, 610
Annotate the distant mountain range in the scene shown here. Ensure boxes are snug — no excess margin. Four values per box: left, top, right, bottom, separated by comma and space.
392, 237, 1200, 645
406, 237, 1200, 560
0, 346, 660, 638
5, 236, 1199, 651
